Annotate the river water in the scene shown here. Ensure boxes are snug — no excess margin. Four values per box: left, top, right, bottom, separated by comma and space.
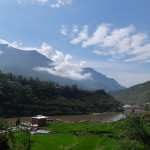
6, 112, 125, 124
5, 105, 144, 124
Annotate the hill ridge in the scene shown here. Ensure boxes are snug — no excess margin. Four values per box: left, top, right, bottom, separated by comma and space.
109, 81, 150, 104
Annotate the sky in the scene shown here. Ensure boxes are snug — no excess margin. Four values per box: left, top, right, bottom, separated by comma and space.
0, 0, 150, 87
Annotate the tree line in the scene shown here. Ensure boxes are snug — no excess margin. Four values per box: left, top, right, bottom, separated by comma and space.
0, 71, 123, 117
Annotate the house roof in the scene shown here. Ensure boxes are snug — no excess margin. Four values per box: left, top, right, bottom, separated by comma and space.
31, 115, 48, 119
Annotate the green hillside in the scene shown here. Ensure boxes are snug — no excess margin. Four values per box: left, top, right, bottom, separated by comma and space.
0, 71, 122, 117
109, 81, 150, 104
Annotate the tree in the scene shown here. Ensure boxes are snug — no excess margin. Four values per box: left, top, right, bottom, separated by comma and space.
9, 129, 33, 150
124, 113, 150, 149
0, 118, 33, 150
0, 118, 11, 150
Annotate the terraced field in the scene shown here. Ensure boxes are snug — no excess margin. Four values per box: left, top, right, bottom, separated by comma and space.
31, 134, 119, 150
30, 120, 146, 150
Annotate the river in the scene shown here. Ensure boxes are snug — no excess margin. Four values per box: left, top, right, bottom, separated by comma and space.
6, 112, 125, 124
6, 104, 145, 124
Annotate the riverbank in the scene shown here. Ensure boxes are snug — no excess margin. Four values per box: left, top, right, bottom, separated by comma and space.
6, 112, 124, 124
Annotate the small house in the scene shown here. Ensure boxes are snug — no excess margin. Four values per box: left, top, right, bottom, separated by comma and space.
31, 115, 48, 126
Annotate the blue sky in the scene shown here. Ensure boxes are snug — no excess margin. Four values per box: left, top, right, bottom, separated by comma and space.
0, 0, 150, 87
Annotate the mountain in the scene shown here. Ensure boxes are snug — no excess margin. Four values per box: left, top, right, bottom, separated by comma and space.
109, 81, 150, 104
0, 44, 125, 91
0, 44, 52, 76
0, 72, 123, 117
79, 68, 125, 91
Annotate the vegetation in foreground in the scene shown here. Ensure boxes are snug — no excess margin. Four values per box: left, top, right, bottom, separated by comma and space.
0, 71, 122, 118
0, 112, 150, 150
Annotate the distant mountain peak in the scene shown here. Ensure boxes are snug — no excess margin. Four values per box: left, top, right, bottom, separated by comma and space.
0, 43, 125, 91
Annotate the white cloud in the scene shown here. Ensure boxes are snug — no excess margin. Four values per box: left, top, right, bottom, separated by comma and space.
2, 40, 55, 60
72, 25, 79, 33
101, 25, 135, 53
35, 48, 91, 80
93, 50, 109, 56
125, 51, 150, 62
0, 39, 90, 80
0, 51, 3, 54
60, 24, 79, 38
50, 0, 73, 8
70, 25, 89, 44
82, 24, 135, 55
51, 4, 60, 8
15, 0, 73, 7
52, 50, 72, 64
79, 61, 87, 68
93, 50, 106, 56
35, 62, 91, 80
60, 25, 68, 35
66, 23, 150, 63
82, 23, 111, 48
36, 0, 48, 5
0, 39, 9, 45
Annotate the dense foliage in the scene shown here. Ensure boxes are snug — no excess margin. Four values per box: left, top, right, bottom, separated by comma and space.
0, 118, 10, 150
0, 71, 122, 117
123, 113, 150, 149
109, 81, 150, 104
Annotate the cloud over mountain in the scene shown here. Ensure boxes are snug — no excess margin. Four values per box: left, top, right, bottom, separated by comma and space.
0, 39, 90, 80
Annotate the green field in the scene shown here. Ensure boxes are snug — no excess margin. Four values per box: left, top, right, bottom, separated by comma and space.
29, 120, 146, 150
31, 122, 119, 150
31, 134, 120, 150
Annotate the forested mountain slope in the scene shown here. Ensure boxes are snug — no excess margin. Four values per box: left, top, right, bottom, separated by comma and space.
109, 81, 150, 104
0, 72, 123, 117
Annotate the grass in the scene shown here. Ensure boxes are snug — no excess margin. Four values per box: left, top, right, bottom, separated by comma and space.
31, 134, 78, 150
31, 134, 119, 150
29, 121, 125, 150
29, 122, 119, 150
42, 122, 115, 133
